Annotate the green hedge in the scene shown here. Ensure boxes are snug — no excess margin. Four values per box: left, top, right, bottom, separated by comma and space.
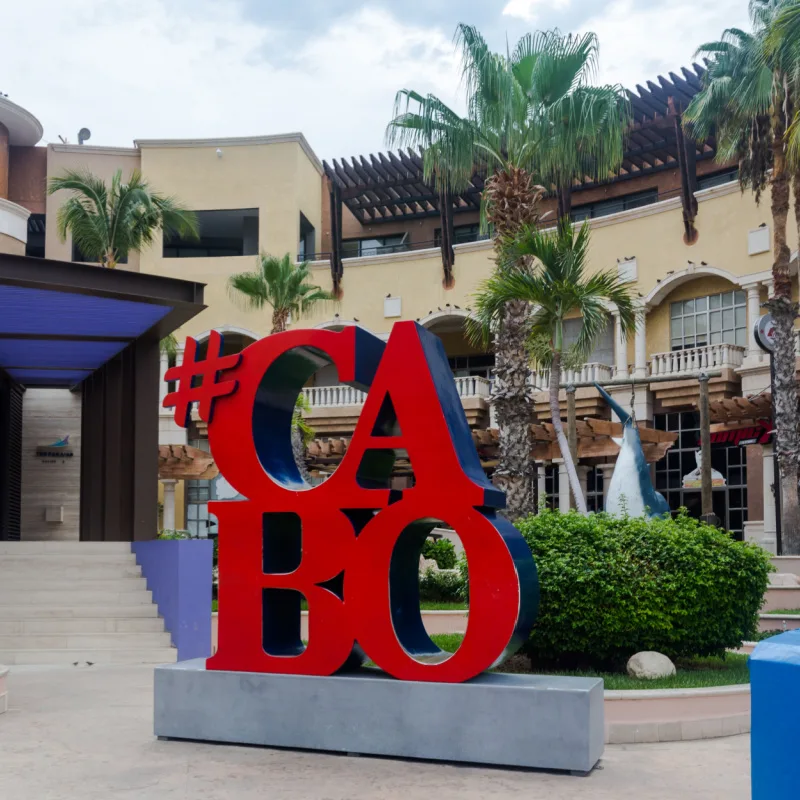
512, 510, 772, 667
421, 537, 457, 569
419, 568, 464, 603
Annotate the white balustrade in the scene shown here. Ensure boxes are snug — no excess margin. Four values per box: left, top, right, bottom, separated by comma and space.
530, 363, 613, 391
649, 343, 746, 378
302, 385, 367, 408
453, 375, 492, 399
302, 376, 492, 408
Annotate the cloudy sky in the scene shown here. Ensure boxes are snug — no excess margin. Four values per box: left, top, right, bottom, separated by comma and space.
4, 0, 749, 162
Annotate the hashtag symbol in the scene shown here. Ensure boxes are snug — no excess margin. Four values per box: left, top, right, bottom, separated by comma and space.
163, 331, 241, 428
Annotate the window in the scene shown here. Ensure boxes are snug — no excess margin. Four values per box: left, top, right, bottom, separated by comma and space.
544, 465, 559, 510
670, 290, 747, 351
571, 189, 658, 222
434, 223, 487, 246
654, 411, 748, 537
186, 439, 218, 538
341, 233, 408, 258
697, 168, 739, 190
164, 208, 259, 258
298, 212, 316, 261
586, 467, 604, 512
26, 214, 45, 259
448, 354, 495, 379
562, 316, 614, 365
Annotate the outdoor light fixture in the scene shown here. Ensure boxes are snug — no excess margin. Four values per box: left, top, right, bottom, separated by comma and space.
216, 148, 223, 158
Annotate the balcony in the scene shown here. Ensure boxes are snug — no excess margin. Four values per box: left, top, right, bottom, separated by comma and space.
650, 343, 746, 378
530, 362, 615, 391
302, 376, 492, 435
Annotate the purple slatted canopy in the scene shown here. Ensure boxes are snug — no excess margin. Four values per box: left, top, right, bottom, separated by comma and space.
0, 255, 206, 388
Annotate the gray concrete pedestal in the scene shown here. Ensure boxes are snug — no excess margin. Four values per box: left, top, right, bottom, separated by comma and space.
154, 659, 604, 773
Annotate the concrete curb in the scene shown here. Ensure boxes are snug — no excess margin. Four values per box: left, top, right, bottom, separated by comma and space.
604, 684, 750, 744
0, 666, 8, 714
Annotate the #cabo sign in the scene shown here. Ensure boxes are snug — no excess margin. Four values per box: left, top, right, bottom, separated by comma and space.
164, 323, 537, 683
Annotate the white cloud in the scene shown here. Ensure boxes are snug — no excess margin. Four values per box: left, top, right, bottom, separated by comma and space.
2, 1, 461, 160
585, 0, 750, 90
502, 0, 570, 22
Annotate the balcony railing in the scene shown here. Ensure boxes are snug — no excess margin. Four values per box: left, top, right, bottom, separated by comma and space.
530, 363, 615, 391
650, 343, 746, 378
302, 376, 491, 408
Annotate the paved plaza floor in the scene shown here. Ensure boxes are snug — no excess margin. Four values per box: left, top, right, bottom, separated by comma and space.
0, 664, 750, 799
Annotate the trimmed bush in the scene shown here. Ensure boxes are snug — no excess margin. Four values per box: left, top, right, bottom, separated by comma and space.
513, 509, 772, 668
419, 568, 464, 603
421, 537, 457, 569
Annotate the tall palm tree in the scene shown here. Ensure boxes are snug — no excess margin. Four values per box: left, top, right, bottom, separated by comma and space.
387, 25, 628, 519
228, 253, 333, 482
227, 253, 333, 335
467, 220, 636, 513
48, 169, 198, 268
684, 0, 800, 551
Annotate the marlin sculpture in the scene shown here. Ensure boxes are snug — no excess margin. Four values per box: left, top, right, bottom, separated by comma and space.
593, 383, 670, 518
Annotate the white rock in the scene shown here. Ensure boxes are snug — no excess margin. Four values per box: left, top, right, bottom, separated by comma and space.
626, 651, 676, 680
419, 557, 439, 573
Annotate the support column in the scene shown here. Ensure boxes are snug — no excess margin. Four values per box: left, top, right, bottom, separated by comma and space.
597, 463, 616, 509
614, 312, 628, 379
634, 306, 647, 378
762, 445, 778, 554
555, 459, 571, 512
159, 351, 170, 406
0, 123, 9, 200
744, 282, 763, 359
161, 479, 177, 532
576, 466, 589, 510
537, 464, 547, 512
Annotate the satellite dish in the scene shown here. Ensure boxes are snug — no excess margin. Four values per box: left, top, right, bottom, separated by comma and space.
77, 128, 91, 145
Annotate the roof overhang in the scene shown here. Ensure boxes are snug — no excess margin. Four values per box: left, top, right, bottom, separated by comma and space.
0, 254, 205, 389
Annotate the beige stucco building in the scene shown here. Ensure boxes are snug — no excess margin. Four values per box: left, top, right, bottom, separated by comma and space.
2, 65, 795, 550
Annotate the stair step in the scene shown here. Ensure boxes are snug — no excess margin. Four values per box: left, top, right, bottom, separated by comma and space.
0, 617, 165, 634
0, 542, 133, 555
0, 578, 147, 592
0, 590, 152, 605
0, 647, 178, 666
0, 566, 143, 579
763, 586, 800, 612
0, 555, 138, 567
0, 632, 172, 649
0, 604, 159, 619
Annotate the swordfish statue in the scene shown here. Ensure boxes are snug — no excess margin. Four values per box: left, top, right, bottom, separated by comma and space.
594, 383, 671, 519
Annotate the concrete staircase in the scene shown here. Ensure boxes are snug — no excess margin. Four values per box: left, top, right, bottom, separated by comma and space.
0, 542, 177, 666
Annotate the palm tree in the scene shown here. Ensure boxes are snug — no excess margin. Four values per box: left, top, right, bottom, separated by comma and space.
684, 0, 800, 551
467, 220, 636, 513
48, 169, 198, 268
227, 253, 333, 335
387, 25, 628, 519
228, 253, 333, 482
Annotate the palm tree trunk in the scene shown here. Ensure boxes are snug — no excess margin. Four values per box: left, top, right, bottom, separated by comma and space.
292, 428, 314, 484
271, 309, 289, 334
769, 119, 800, 554
557, 185, 572, 221
491, 298, 536, 520
549, 349, 588, 513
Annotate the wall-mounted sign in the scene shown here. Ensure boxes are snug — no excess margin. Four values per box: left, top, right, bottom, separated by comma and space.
35, 435, 74, 459
754, 313, 776, 353
710, 423, 773, 446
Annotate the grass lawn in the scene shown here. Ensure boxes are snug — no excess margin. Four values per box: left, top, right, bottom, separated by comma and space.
428, 634, 750, 690
763, 608, 800, 615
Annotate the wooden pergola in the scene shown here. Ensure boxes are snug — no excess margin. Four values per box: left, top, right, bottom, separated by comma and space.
321, 64, 714, 289
158, 444, 219, 481
305, 420, 676, 475
709, 394, 772, 432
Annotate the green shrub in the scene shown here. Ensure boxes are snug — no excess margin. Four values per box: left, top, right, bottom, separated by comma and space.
157, 529, 192, 540
419, 568, 464, 603
514, 509, 772, 668
421, 537, 457, 569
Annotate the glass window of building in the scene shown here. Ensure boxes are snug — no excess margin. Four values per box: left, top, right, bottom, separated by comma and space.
654, 411, 748, 537
164, 209, 259, 258
341, 234, 409, 258
448, 354, 495, 379
571, 189, 658, 221
670, 290, 747, 350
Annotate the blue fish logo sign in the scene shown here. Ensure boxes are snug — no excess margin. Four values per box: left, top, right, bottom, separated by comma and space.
48, 436, 70, 447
